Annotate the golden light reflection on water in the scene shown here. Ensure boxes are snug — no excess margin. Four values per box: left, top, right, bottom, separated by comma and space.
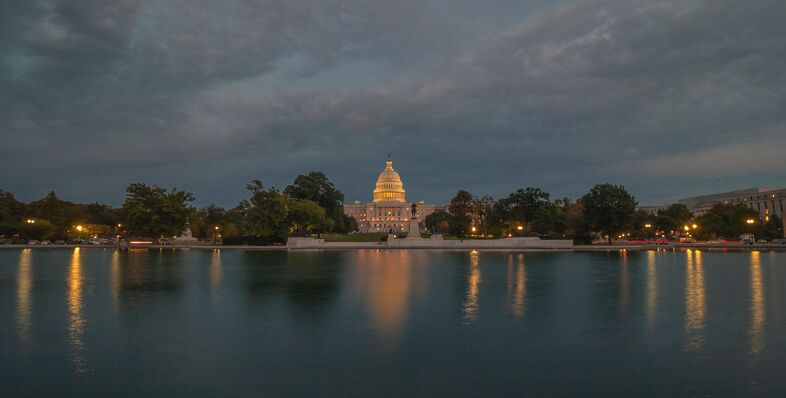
111, 249, 120, 311
685, 249, 705, 350
355, 250, 412, 348
17, 248, 32, 342
210, 249, 222, 301
462, 250, 481, 324
749, 251, 765, 354
68, 247, 88, 374
512, 254, 527, 319
645, 251, 657, 328
619, 250, 629, 316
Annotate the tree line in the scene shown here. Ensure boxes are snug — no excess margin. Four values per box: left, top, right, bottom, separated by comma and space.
0, 171, 355, 243
1, 177, 782, 243
426, 184, 783, 242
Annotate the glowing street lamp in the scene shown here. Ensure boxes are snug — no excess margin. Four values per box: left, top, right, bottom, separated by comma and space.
212, 226, 220, 244
691, 224, 698, 229
471, 226, 477, 233
683, 225, 690, 231
26, 219, 35, 224
75, 225, 84, 232
516, 225, 524, 231
746, 219, 755, 224
644, 224, 652, 228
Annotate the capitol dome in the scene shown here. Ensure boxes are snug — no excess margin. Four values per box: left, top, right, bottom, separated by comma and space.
373, 156, 406, 203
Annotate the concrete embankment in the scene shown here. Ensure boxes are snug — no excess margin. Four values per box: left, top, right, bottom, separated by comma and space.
3, 242, 784, 251
286, 236, 574, 250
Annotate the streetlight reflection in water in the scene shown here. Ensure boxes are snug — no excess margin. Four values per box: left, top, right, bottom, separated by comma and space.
749, 251, 765, 354
68, 247, 88, 374
17, 249, 33, 342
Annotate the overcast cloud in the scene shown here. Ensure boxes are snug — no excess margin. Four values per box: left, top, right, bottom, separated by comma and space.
1, 0, 784, 207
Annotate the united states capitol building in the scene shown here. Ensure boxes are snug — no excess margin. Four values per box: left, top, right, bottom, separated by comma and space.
343, 157, 447, 233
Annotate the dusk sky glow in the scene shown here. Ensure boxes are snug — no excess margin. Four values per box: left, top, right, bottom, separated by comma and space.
1, 0, 784, 207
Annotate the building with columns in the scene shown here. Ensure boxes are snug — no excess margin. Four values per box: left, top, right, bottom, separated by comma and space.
343, 157, 447, 233
641, 187, 786, 237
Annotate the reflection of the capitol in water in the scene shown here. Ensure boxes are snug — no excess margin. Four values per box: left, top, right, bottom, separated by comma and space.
354, 250, 413, 349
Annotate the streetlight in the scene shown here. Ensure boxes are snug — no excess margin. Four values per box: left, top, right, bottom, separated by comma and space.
745, 219, 756, 244
75, 225, 84, 232
213, 226, 220, 244
26, 219, 35, 224
644, 224, 652, 228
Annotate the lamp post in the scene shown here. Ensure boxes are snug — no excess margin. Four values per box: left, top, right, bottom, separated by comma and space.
213, 226, 219, 244
745, 218, 757, 244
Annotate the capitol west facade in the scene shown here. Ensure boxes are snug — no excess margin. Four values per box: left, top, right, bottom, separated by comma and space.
343, 157, 447, 233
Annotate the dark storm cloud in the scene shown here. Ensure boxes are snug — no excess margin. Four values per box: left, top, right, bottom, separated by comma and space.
1, 0, 784, 206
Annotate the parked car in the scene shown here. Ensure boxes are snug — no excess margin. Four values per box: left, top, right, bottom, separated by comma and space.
757, 239, 769, 244
54, 240, 66, 244
40, 240, 51, 245
28, 240, 40, 245
771, 239, 786, 244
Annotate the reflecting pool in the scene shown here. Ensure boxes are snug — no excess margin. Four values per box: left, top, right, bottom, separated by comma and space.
1, 248, 785, 396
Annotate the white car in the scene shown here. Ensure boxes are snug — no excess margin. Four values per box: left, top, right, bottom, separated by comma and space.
40, 240, 51, 245
28, 240, 40, 245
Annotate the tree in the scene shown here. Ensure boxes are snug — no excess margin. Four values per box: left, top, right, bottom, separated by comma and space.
632, 209, 657, 238
241, 180, 290, 239
697, 203, 760, 239
284, 172, 347, 232
449, 190, 474, 238
425, 210, 453, 234
0, 190, 25, 236
287, 199, 334, 235
472, 195, 495, 236
20, 219, 56, 240
492, 187, 561, 236
120, 183, 195, 240
656, 203, 692, 234
84, 203, 120, 226
581, 184, 638, 244
760, 215, 784, 240
563, 200, 591, 243
191, 204, 227, 239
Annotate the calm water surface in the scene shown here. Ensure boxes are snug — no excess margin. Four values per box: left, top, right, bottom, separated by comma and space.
1, 248, 785, 396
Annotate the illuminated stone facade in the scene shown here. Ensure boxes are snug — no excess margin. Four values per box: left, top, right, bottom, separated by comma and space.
343, 157, 447, 233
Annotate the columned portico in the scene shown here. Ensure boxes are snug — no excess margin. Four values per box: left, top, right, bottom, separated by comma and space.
343, 156, 447, 233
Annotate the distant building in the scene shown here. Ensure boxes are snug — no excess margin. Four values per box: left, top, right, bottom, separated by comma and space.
343, 156, 447, 233
637, 205, 669, 215
678, 187, 785, 220
641, 187, 786, 237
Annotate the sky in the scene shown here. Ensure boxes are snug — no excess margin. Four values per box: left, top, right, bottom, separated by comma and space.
1, 0, 785, 208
